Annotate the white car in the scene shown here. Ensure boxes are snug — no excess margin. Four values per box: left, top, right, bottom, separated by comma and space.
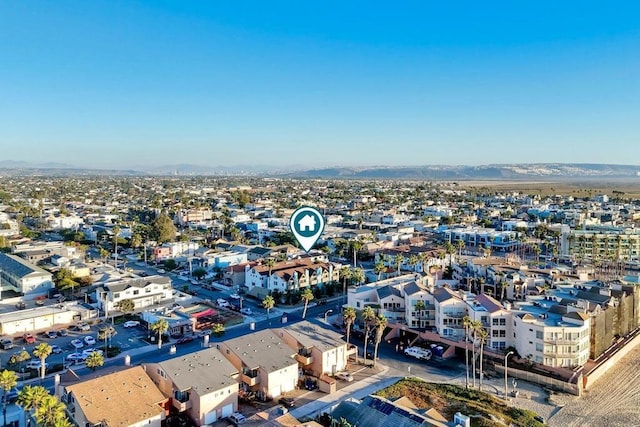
71, 339, 84, 349
229, 293, 241, 300
25, 361, 48, 370
123, 320, 140, 328
404, 346, 432, 361
335, 371, 354, 382
82, 348, 104, 356
217, 298, 230, 308
66, 353, 87, 362
240, 307, 252, 315
50, 345, 62, 354
84, 336, 96, 345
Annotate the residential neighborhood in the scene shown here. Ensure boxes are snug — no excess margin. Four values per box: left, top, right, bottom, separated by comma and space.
0, 175, 640, 426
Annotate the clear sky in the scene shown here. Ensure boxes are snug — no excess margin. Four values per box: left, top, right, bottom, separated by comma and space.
0, 1, 638, 169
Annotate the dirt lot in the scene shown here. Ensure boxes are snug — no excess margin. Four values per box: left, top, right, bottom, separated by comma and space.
550, 343, 640, 426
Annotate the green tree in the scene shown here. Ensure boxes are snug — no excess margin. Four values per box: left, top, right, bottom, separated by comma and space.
99, 247, 110, 264
477, 327, 489, 391
115, 298, 135, 315
0, 369, 18, 427
192, 268, 207, 280
351, 268, 365, 286
393, 254, 404, 277
265, 258, 276, 290
151, 319, 169, 349
9, 349, 31, 370
351, 240, 363, 267
339, 265, 352, 297
163, 259, 177, 271
301, 287, 314, 319
262, 295, 275, 319
212, 323, 225, 337
462, 316, 473, 389
17, 385, 50, 426
445, 241, 455, 268
98, 325, 117, 352
372, 314, 388, 367
34, 394, 69, 427
361, 306, 376, 363
85, 351, 105, 372
373, 261, 386, 280
33, 343, 52, 380
151, 213, 176, 243
407, 254, 419, 272
130, 233, 143, 249
343, 306, 357, 347
470, 319, 482, 388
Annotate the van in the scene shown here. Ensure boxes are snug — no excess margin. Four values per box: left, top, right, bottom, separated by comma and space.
228, 412, 246, 425
404, 346, 432, 361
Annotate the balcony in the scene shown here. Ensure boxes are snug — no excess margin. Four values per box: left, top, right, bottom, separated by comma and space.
543, 338, 582, 345
296, 348, 314, 365
241, 368, 260, 386
172, 398, 192, 412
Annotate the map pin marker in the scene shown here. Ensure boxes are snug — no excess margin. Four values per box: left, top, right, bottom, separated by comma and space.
290, 206, 325, 253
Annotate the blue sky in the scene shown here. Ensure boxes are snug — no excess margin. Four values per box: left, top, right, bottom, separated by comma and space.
0, 1, 638, 169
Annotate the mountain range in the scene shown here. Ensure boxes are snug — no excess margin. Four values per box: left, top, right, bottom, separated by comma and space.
0, 161, 639, 180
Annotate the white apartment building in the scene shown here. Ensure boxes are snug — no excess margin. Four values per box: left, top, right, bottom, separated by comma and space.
244, 258, 339, 293
96, 275, 173, 313
433, 287, 468, 340
467, 293, 514, 352
0, 253, 54, 298
403, 281, 436, 329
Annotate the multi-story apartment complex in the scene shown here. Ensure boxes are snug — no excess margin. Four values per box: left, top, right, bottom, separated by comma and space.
562, 228, 640, 262
0, 252, 54, 298
96, 275, 173, 313
244, 258, 339, 294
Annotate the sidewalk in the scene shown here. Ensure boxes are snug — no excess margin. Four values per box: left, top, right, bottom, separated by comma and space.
289, 364, 399, 420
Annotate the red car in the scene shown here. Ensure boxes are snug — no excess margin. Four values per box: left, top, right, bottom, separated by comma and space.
23, 334, 36, 344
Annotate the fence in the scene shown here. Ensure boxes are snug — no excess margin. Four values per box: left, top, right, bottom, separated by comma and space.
493, 363, 582, 396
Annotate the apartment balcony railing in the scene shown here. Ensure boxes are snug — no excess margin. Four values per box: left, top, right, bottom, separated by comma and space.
543, 338, 583, 345
172, 398, 192, 412
240, 373, 260, 386
296, 348, 313, 365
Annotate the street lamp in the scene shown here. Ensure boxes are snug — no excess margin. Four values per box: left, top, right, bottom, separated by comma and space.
504, 351, 514, 402
324, 309, 333, 323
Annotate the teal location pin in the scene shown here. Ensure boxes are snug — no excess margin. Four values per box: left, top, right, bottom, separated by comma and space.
290, 206, 325, 252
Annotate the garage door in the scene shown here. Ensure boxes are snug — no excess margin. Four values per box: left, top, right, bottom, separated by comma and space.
221, 404, 234, 418
204, 410, 217, 424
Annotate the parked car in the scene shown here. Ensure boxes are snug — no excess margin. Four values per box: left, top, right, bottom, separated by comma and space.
157, 269, 166, 274
123, 320, 140, 328
176, 336, 194, 345
403, 346, 432, 361
196, 329, 212, 338
1, 338, 14, 350
229, 293, 241, 300
15, 302, 26, 310
76, 323, 90, 332
335, 371, 354, 382
23, 334, 36, 344
57, 329, 69, 337
217, 298, 230, 308
46, 330, 58, 339
240, 307, 252, 315
228, 413, 246, 426
25, 360, 48, 370
66, 353, 87, 362
50, 345, 62, 354
82, 348, 103, 356
71, 339, 84, 349
278, 397, 296, 408
84, 336, 96, 345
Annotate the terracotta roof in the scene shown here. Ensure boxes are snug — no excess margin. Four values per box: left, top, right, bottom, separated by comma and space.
64, 366, 166, 427
476, 293, 505, 313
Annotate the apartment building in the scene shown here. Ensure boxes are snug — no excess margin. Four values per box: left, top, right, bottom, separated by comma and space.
96, 275, 173, 313
244, 258, 339, 293
433, 287, 468, 340
0, 252, 54, 298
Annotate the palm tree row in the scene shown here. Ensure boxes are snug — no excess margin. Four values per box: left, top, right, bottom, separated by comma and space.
462, 316, 489, 391
342, 305, 388, 367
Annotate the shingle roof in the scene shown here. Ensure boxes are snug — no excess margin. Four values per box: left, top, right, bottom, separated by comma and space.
65, 366, 166, 427
403, 281, 427, 296
476, 293, 504, 313
433, 287, 459, 303
278, 321, 345, 352
377, 285, 403, 300
224, 329, 296, 372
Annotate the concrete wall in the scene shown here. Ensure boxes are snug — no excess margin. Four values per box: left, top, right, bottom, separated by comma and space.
494, 364, 582, 396
583, 329, 640, 390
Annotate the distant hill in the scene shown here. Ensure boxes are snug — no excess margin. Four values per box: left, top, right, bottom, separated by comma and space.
0, 161, 639, 179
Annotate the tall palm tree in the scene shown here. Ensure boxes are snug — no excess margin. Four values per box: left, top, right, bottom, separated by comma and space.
444, 241, 455, 269
372, 314, 388, 367
98, 325, 117, 353
33, 343, 52, 380
456, 239, 465, 258
113, 224, 121, 268
470, 319, 482, 388
351, 239, 363, 268
342, 306, 357, 347
0, 369, 18, 427
418, 252, 430, 274
462, 316, 472, 389
478, 328, 489, 391
17, 385, 49, 427
373, 261, 386, 281
351, 268, 365, 286
265, 258, 276, 290
151, 318, 169, 349
340, 265, 352, 298
361, 306, 376, 363
301, 288, 314, 319
262, 295, 275, 319
393, 254, 404, 277
407, 254, 419, 272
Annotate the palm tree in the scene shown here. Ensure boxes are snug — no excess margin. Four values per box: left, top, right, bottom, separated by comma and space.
351, 268, 365, 286
340, 265, 352, 298
373, 261, 386, 281
85, 351, 104, 372
408, 254, 419, 272
470, 319, 482, 388
98, 325, 117, 353
342, 306, 356, 347
212, 323, 225, 337
351, 239, 363, 268
151, 318, 169, 349
372, 314, 388, 367
0, 369, 18, 427
444, 241, 455, 268
262, 295, 275, 319
265, 258, 276, 290
113, 224, 121, 268
393, 254, 404, 277
301, 288, 314, 319
17, 385, 49, 427
33, 343, 52, 380
478, 328, 489, 391
361, 306, 376, 363
456, 239, 465, 258
34, 394, 68, 427
462, 316, 472, 389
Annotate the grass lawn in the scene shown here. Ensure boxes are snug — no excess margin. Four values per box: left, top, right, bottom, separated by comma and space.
374, 378, 543, 427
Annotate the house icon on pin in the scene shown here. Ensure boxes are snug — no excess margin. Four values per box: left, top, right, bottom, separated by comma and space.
297, 214, 316, 232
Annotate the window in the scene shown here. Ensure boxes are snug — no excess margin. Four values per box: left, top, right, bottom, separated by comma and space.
133, 290, 139, 295
536, 330, 543, 339
113, 293, 120, 298
492, 318, 499, 326
145, 288, 151, 293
